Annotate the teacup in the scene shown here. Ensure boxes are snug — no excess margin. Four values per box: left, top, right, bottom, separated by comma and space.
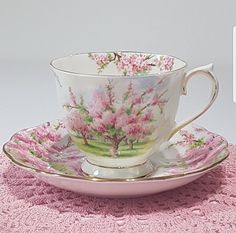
50, 51, 218, 179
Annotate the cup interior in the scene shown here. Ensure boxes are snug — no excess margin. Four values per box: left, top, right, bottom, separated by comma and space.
51, 51, 186, 77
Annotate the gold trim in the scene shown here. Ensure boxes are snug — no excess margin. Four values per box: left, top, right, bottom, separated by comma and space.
50, 51, 187, 79
84, 158, 149, 169
2, 141, 229, 183
81, 167, 154, 181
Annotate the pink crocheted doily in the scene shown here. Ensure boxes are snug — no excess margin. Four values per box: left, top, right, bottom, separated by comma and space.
0, 145, 236, 233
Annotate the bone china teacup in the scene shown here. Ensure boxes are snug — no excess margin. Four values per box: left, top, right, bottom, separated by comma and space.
50, 51, 218, 179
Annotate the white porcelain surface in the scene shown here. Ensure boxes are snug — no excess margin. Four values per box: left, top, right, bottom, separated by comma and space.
81, 159, 154, 179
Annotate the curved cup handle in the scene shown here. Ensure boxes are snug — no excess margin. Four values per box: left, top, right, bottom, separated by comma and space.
168, 63, 219, 140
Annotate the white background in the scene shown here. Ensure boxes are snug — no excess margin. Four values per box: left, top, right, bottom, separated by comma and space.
1, 0, 236, 146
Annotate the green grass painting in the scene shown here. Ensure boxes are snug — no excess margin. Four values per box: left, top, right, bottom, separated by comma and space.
71, 135, 154, 158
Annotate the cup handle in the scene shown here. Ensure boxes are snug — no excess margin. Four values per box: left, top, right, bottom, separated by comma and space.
168, 63, 219, 139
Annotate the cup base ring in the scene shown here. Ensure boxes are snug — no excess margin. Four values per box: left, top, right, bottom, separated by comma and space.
81, 159, 154, 180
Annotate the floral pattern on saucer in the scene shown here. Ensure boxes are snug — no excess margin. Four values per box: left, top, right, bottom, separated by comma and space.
4, 120, 228, 178
154, 128, 227, 176
4, 121, 77, 175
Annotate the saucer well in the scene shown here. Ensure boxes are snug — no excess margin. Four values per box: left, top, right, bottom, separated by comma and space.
3, 120, 229, 197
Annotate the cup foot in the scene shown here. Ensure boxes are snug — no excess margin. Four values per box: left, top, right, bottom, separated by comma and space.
81, 159, 154, 180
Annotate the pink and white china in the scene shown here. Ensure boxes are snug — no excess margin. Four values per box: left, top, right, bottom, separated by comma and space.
3, 120, 228, 197
50, 51, 219, 179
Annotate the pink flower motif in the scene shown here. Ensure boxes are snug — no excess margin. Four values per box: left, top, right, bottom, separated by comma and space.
151, 96, 160, 106
88, 52, 175, 75
117, 53, 153, 75
88, 53, 112, 72
10, 134, 49, 159
102, 111, 116, 126
150, 95, 167, 110
89, 107, 102, 119
99, 91, 111, 108
115, 107, 125, 117
33, 126, 61, 143
6, 123, 76, 173
89, 91, 111, 118
176, 130, 196, 146
127, 114, 139, 124
89, 53, 110, 66
124, 124, 143, 137
176, 131, 224, 167
97, 92, 111, 109
159, 56, 174, 71
8, 140, 56, 172
14, 134, 35, 145
46, 132, 62, 142
115, 114, 128, 128
142, 111, 153, 122
145, 86, 154, 94
66, 111, 90, 136
31, 143, 49, 156
132, 96, 142, 105
8, 142, 31, 155
93, 121, 107, 133
69, 87, 77, 106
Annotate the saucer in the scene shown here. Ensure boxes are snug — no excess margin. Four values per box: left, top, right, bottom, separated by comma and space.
3, 120, 229, 197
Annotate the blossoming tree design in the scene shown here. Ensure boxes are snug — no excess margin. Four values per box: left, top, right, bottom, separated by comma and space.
65, 88, 92, 145
88, 52, 174, 76
64, 80, 168, 157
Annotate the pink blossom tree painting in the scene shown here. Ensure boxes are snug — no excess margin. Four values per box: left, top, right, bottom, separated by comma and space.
64, 79, 168, 157
64, 88, 92, 145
